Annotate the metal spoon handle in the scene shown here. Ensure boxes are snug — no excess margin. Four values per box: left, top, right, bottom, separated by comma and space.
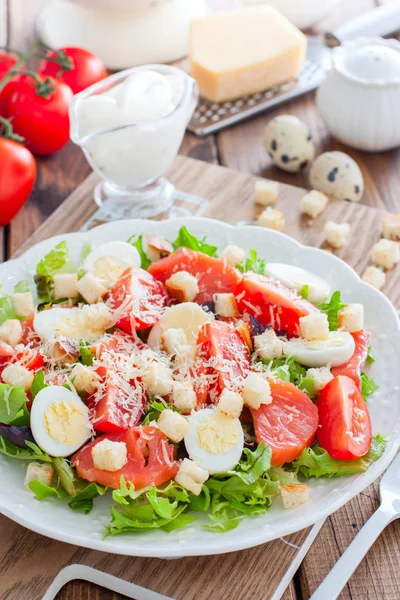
309, 507, 393, 600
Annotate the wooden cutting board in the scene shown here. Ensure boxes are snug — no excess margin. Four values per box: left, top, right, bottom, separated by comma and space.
2, 156, 399, 600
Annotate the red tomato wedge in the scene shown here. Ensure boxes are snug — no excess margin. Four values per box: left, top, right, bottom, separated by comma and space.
332, 330, 370, 387
194, 320, 250, 404
235, 273, 318, 337
252, 379, 319, 466
88, 367, 145, 434
73, 426, 179, 489
148, 248, 241, 304
317, 375, 372, 460
108, 267, 167, 332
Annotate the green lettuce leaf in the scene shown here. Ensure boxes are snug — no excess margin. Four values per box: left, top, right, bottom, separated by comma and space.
292, 435, 387, 479
366, 346, 375, 365
14, 281, 30, 294
318, 291, 346, 331
263, 356, 315, 398
29, 479, 106, 513
0, 384, 30, 426
31, 370, 48, 400
36, 241, 76, 303
0, 436, 52, 462
237, 249, 266, 275
171, 226, 217, 257
298, 284, 309, 300
142, 399, 179, 425
79, 341, 95, 366
0, 289, 18, 325
230, 442, 271, 485
127, 234, 151, 270
53, 457, 77, 496
361, 372, 379, 401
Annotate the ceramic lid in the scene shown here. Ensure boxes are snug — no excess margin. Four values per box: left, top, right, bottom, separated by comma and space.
334, 37, 400, 86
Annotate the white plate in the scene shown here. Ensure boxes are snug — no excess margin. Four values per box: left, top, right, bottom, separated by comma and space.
1, 217, 399, 557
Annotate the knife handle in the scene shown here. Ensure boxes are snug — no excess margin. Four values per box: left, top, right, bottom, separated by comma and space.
325, 1, 400, 47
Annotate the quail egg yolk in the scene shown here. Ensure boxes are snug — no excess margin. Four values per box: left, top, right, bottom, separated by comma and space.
44, 401, 87, 445
94, 256, 126, 284
197, 412, 238, 454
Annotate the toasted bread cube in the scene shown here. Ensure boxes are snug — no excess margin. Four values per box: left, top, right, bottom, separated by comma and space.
142, 361, 174, 397
217, 388, 244, 419
12, 291, 34, 317
324, 221, 350, 249
361, 265, 386, 290
172, 381, 197, 413
306, 366, 333, 393
299, 313, 329, 341
157, 409, 189, 443
0, 319, 22, 347
166, 271, 199, 302
82, 303, 113, 332
175, 458, 209, 496
162, 328, 187, 356
281, 484, 310, 509
382, 213, 400, 241
242, 372, 272, 410
236, 321, 253, 351
214, 293, 239, 318
2, 364, 34, 392
92, 439, 128, 472
254, 180, 279, 207
24, 462, 54, 491
71, 363, 100, 394
77, 273, 108, 304
338, 304, 364, 333
53, 273, 79, 300
220, 244, 245, 267
258, 206, 285, 232
254, 330, 283, 360
371, 238, 400, 270
299, 190, 329, 218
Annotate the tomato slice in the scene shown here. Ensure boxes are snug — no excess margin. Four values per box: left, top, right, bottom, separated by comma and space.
252, 379, 319, 466
88, 367, 145, 434
73, 426, 179, 489
108, 267, 167, 332
148, 248, 241, 304
235, 273, 318, 337
317, 375, 372, 460
194, 320, 250, 404
332, 330, 370, 387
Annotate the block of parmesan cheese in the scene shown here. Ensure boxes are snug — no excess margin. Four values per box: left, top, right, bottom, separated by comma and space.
189, 6, 307, 103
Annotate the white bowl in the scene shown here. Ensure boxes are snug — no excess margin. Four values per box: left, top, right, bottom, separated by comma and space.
1, 217, 399, 557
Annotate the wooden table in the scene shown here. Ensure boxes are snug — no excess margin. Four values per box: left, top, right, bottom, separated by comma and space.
1, 1, 400, 599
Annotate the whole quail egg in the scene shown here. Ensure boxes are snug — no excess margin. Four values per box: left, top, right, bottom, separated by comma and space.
264, 115, 315, 173
309, 151, 364, 202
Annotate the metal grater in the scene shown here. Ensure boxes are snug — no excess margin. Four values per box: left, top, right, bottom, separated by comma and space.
188, 37, 332, 137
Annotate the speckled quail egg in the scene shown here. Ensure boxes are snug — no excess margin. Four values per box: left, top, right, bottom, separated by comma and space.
309, 151, 364, 202
264, 115, 315, 173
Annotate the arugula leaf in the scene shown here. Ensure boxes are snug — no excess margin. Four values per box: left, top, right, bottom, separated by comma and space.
0, 384, 30, 426
79, 341, 95, 366
31, 370, 48, 400
366, 346, 375, 365
0, 436, 52, 462
53, 457, 77, 496
298, 285, 309, 300
240, 249, 266, 275
291, 436, 387, 479
14, 281, 29, 294
361, 372, 379, 401
127, 234, 151, 269
318, 291, 346, 331
171, 227, 217, 257
230, 443, 271, 485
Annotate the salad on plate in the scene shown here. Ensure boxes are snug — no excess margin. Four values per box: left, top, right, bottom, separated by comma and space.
0, 226, 385, 536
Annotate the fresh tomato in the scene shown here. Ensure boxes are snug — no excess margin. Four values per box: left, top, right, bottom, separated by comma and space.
148, 248, 242, 304
0, 51, 20, 116
332, 330, 370, 387
194, 320, 250, 404
317, 375, 372, 460
252, 379, 319, 466
108, 267, 167, 332
20, 316, 40, 347
88, 367, 145, 434
73, 425, 179, 489
7, 75, 73, 155
235, 273, 318, 337
16, 348, 45, 372
39, 47, 107, 94
0, 138, 36, 225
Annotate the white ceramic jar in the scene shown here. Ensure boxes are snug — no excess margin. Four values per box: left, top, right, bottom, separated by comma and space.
316, 37, 400, 152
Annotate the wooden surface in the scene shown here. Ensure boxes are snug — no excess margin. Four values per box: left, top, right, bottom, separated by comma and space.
1, 0, 400, 599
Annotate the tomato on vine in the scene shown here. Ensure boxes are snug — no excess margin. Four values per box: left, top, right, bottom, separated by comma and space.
39, 47, 107, 94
